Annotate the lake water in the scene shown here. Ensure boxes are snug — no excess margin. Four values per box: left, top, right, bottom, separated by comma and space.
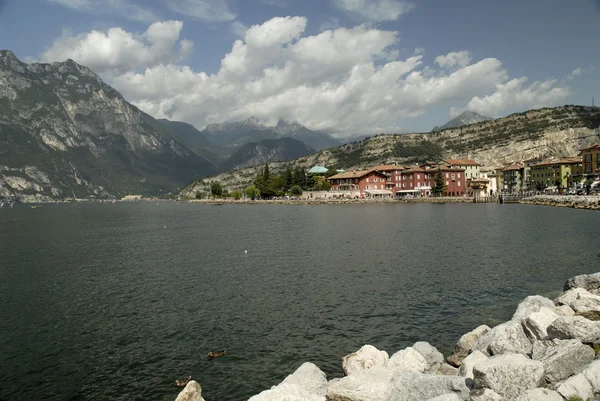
1, 203, 599, 401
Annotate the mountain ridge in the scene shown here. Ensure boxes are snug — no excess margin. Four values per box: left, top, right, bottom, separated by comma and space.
432, 111, 493, 132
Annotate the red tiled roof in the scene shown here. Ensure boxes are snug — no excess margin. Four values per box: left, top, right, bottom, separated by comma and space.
531, 157, 581, 167
580, 144, 600, 151
503, 163, 524, 171
373, 164, 404, 171
328, 169, 385, 180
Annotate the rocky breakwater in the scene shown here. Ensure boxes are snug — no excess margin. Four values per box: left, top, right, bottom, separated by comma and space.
174, 271, 600, 401
520, 195, 600, 211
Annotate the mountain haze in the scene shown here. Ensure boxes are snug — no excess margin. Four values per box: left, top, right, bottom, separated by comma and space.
220, 137, 316, 171
432, 111, 493, 131
0, 50, 215, 202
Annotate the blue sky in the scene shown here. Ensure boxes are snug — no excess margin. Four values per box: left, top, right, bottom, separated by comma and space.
0, 0, 599, 136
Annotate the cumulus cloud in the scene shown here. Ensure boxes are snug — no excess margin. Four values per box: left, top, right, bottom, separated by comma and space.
333, 0, 414, 22
48, 0, 159, 22
36, 17, 571, 135
166, 0, 236, 22
435, 50, 472, 69
39, 20, 192, 75
465, 78, 570, 117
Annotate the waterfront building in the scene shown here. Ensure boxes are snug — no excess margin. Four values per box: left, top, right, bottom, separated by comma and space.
580, 144, 600, 180
396, 166, 466, 197
437, 159, 482, 180
502, 163, 524, 192
529, 157, 582, 191
327, 169, 393, 197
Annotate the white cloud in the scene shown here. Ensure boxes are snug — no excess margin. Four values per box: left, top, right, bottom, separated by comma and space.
48, 0, 159, 22
568, 67, 582, 79
333, 0, 414, 22
39, 20, 192, 75
435, 50, 472, 69
465, 78, 570, 117
166, 0, 236, 22
36, 17, 571, 135
230, 21, 249, 38
414, 47, 425, 55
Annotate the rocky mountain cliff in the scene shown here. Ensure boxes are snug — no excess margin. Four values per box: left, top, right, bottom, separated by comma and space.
219, 137, 316, 171
180, 105, 600, 196
432, 111, 493, 131
0, 51, 215, 202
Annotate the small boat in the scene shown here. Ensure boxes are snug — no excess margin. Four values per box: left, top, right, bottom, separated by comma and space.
175, 375, 192, 387
207, 350, 227, 360
30, 205, 38, 209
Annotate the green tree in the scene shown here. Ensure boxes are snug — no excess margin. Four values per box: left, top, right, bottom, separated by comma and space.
195, 191, 206, 199
290, 185, 303, 196
433, 169, 447, 196
263, 163, 271, 181
245, 185, 259, 200
222, 189, 230, 198
231, 190, 242, 200
292, 167, 307, 188
211, 181, 223, 198
283, 167, 293, 192
325, 168, 338, 178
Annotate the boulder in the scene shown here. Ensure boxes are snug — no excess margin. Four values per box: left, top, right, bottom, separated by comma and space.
447, 351, 469, 368
388, 347, 427, 373
389, 373, 470, 401
555, 373, 593, 401
414, 341, 445, 373
531, 339, 594, 383
553, 304, 575, 316
474, 321, 533, 357
564, 272, 600, 293
326, 366, 393, 401
249, 383, 325, 401
174, 381, 206, 401
426, 394, 463, 401
577, 310, 600, 321
522, 307, 559, 341
280, 362, 327, 396
459, 351, 488, 380
342, 345, 389, 376
583, 359, 600, 393
555, 288, 600, 313
546, 316, 600, 343
468, 389, 503, 401
511, 295, 555, 324
456, 325, 492, 354
472, 354, 544, 400
438, 363, 460, 376
515, 388, 562, 401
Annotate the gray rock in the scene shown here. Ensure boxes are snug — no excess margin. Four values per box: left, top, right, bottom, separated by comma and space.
522, 307, 559, 341
459, 351, 488, 380
511, 295, 556, 324
468, 389, 503, 401
556, 373, 593, 401
474, 321, 533, 357
447, 351, 469, 368
427, 394, 463, 401
553, 304, 575, 316
281, 362, 327, 396
555, 288, 600, 313
531, 339, 594, 383
516, 388, 562, 401
583, 359, 600, 393
546, 316, 600, 343
326, 366, 393, 401
174, 381, 206, 401
564, 272, 600, 293
389, 347, 427, 373
389, 373, 470, 401
439, 363, 460, 376
342, 345, 389, 376
456, 325, 492, 354
249, 383, 325, 401
414, 341, 445, 373
472, 354, 544, 400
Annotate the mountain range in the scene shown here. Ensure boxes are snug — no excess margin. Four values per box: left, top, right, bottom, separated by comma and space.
432, 111, 493, 132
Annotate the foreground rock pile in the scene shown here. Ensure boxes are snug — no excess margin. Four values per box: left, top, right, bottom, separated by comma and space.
175, 272, 600, 401
521, 195, 600, 210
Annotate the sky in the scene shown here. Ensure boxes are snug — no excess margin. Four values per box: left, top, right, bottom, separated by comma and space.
0, 0, 599, 137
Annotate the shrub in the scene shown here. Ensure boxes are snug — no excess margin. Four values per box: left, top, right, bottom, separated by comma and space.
289, 185, 302, 196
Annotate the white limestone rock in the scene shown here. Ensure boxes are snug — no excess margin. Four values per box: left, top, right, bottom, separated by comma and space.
342, 345, 389, 376
546, 316, 600, 343
522, 307, 559, 341
459, 351, 488, 380
457, 325, 492, 354
174, 381, 206, 401
555, 288, 600, 313
388, 373, 470, 401
556, 373, 593, 401
281, 362, 328, 396
511, 295, 556, 324
564, 272, 600, 293
472, 354, 544, 400
388, 347, 428, 373
531, 338, 594, 383
468, 389, 503, 401
516, 388, 562, 401
326, 366, 393, 401
439, 363, 460, 376
414, 341, 445, 373
426, 394, 463, 401
553, 304, 575, 316
474, 321, 533, 357
583, 359, 600, 393
249, 383, 325, 401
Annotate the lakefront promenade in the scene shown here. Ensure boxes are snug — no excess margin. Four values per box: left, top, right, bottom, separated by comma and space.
175, 270, 600, 401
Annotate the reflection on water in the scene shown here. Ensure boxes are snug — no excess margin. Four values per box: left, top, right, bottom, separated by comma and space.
0, 203, 598, 401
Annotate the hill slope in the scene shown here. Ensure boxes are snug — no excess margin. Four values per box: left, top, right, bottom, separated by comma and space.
220, 137, 316, 171
181, 105, 600, 196
432, 111, 493, 131
0, 50, 215, 202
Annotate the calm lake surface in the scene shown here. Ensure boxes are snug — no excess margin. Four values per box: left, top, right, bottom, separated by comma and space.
1, 203, 599, 401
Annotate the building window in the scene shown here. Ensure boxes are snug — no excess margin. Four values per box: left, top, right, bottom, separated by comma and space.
402, 183, 406, 188
446, 181, 449, 185
366, 185, 369, 189
417, 174, 421, 179
446, 173, 449, 178
458, 181, 461, 186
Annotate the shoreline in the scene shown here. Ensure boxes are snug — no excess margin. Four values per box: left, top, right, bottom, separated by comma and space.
177, 271, 600, 401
